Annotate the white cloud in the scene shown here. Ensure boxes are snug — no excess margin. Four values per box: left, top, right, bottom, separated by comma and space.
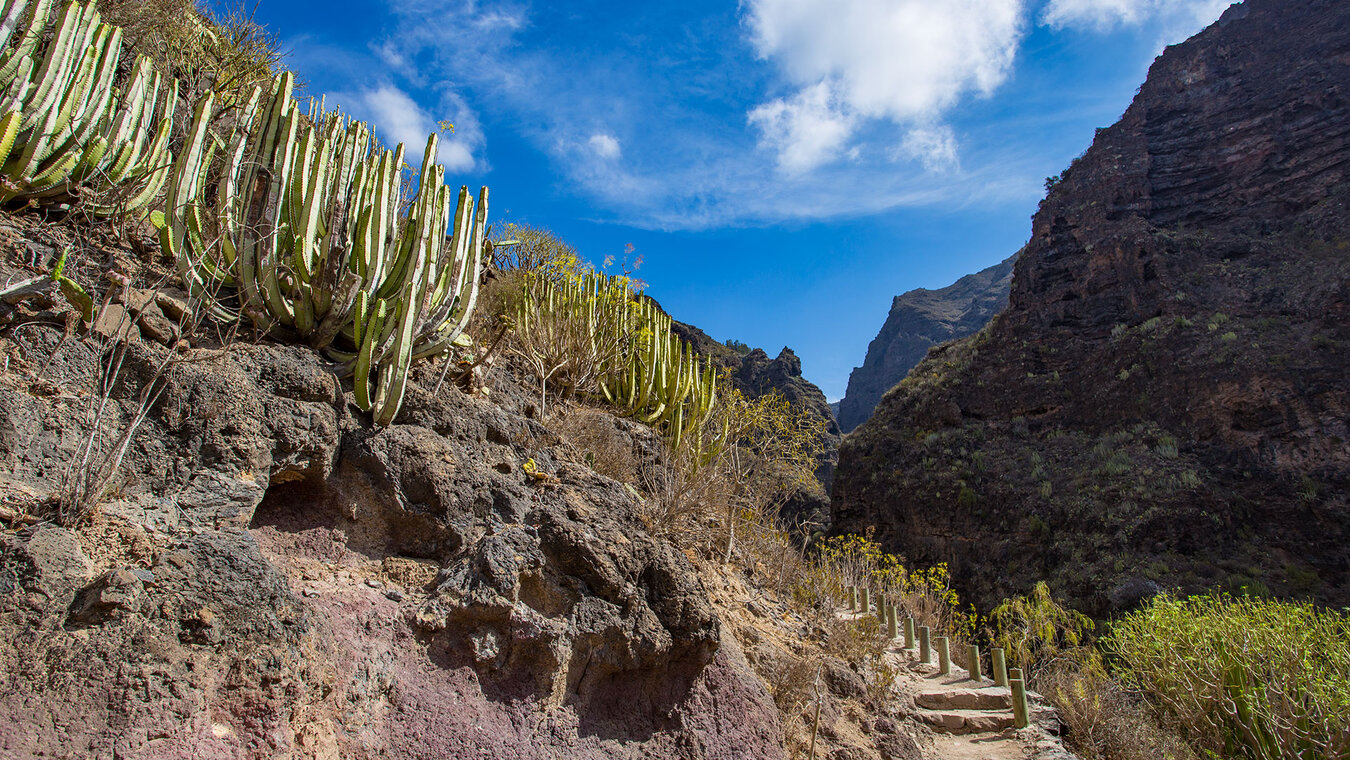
1043, 0, 1233, 38
896, 125, 959, 171
744, 0, 1025, 170
588, 133, 622, 159
333, 83, 480, 173
748, 82, 855, 173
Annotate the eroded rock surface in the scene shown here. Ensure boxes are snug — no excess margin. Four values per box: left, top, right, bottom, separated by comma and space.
0, 333, 784, 759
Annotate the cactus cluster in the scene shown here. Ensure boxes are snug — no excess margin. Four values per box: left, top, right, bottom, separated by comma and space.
163, 72, 488, 425
0, 0, 177, 212
0, 0, 491, 425
599, 296, 723, 460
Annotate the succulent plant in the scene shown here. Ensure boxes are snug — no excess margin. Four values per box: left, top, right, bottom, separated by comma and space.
0, 0, 177, 213
597, 295, 722, 460
162, 71, 488, 425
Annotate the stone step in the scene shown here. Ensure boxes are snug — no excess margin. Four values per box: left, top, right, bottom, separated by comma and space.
914, 687, 1011, 711
913, 708, 1015, 735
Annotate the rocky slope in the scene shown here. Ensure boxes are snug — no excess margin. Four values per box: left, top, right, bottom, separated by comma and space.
833, 0, 1350, 616
0, 236, 786, 757
838, 255, 1016, 434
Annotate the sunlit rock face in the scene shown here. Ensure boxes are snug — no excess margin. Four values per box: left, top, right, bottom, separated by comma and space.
833, 0, 1350, 617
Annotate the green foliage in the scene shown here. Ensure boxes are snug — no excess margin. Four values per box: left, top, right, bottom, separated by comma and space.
724, 338, 751, 356
95, 0, 280, 110
0, 0, 177, 213
164, 72, 488, 426
1106, 593, 1350, 760
509, 268, 631, 409
488, 222, 579, 274
815, 532, 978, 641
989, 581, 1094, 673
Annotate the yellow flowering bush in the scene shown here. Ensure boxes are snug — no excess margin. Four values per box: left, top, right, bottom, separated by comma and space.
812, 531, 978, 642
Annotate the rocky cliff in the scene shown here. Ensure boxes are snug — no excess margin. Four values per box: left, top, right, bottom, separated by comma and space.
833, 0, 1350, 616
837, 255, 1016, 433
0, 218, 787, 758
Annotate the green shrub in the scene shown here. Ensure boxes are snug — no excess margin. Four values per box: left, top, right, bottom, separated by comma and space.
989, 581, 1094, 673
1106, 594, 1350, 760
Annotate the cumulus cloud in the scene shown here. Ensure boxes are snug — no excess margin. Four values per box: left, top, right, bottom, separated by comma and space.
1043, 0, 1232, 37
744, 0, 1025, 171
334, 83, 480, 172
747, 82, 854, 173
588, 133, 622, 159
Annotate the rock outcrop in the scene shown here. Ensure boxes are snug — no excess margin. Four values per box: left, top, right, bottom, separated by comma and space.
832, 0, 1350, 615
0, 328, 785, 758
837, 255, 1016, 433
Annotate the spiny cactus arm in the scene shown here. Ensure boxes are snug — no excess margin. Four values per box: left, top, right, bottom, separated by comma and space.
41, 28, 100, 148
255, 104, 301, 327
163, 92, 233, 321
444, 185, 488, 339
372, 290, 418, 426
44, 246, 93, 321
15, 1, 83, 135
0, 109, 20, 168
55, 272, 92, 321
0, 0, 51, 85
56, 29, 122, 181
105, 65, 161, 187
0, 56, 31, 113
353, 297, 387, 412
290, 128, 329, 288
422, 185, 473, 323
91, 57, 152, 183
100, 77, 178, 215
0, 0, 29, 50
211, 84, 261, 307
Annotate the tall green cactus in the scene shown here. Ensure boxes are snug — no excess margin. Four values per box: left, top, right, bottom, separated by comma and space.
0, 0, 177, 212
163, 71, 488, 425
598, 296, 722, 461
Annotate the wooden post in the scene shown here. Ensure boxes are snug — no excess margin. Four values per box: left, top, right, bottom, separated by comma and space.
847, 586, 856, 612
904, 617, 915, 649
886, 604, 897, 639
1010, 673, 1030, 729
859, 587, 870, 615
919, 626, 932, 664
967, 644, 982, 681
876, 591, 887, 621
992, 647, 1008, 687
936, 636, 950, 675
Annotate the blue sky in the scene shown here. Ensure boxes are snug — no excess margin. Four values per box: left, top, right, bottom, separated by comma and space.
233, 0, 1232, 400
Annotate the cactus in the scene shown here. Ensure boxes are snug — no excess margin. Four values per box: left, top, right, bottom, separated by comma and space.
0, 0, 177, 213
163, 71, 488, 425
597, 296, 722, 460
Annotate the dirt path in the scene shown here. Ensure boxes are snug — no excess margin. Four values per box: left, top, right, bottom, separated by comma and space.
846, 610, 1079, 760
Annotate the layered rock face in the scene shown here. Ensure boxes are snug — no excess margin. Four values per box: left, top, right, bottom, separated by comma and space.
833, 0, 1350, 615
837, 255, 1016, 434
0, 332, 784, 758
